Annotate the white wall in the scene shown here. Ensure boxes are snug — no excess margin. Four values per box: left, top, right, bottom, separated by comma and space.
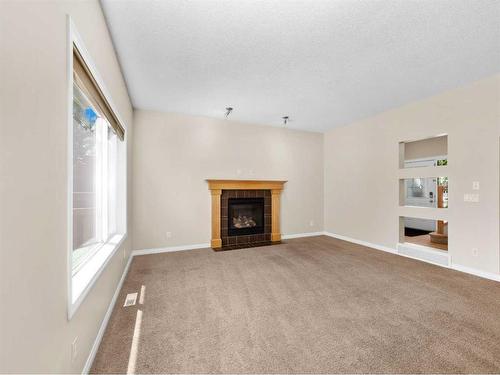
324, 75, 500, 276
0, 1, 133, 372
132, 110, 323, 250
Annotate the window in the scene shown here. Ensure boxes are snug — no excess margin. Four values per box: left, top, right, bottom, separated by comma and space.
72, 84, 119, 273
69, 37, 126, 317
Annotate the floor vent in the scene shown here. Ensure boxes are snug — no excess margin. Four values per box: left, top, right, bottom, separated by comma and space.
123, 292, 138, 307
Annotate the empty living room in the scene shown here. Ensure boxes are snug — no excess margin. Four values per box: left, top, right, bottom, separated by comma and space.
1, 0, 500, 373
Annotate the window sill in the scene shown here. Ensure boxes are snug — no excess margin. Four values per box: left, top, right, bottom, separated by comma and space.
68, 233, 126, 320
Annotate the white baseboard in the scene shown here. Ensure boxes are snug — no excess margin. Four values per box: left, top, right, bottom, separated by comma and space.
323, 232, 397, 254
451, 263, 500, 282
323, 231, 499, 283
282, 231, 325, 239
82, 254, 133, 374
132, 233, 327, 256
132, 243, 210, 256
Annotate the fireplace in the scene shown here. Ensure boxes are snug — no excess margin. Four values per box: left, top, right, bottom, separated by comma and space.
206, 180, 286, 250
220, 190, 271, 247
228, 198, 264, 236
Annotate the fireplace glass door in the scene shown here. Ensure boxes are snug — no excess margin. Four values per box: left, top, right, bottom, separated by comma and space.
228, 198, 264, 236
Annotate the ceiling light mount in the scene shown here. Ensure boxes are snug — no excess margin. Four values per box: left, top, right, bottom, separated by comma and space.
225, 107, 233, 118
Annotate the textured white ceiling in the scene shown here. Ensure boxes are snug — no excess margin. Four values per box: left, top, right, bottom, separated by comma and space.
101, 0, 499, 132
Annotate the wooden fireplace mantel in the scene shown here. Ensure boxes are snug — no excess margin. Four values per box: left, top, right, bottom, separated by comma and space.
206, 179, 287, 249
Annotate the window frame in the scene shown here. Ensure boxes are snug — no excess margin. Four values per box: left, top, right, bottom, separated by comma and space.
67, 17, 127, 320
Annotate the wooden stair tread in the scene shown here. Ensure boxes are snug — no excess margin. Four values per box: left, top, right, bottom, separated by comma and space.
430, 231, 448, 244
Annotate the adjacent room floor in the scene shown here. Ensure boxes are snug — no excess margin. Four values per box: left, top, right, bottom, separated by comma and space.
91, 236, 500, 374
404, 234, 448, 251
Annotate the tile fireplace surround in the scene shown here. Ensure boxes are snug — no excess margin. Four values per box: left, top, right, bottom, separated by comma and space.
206, 180, 287, 250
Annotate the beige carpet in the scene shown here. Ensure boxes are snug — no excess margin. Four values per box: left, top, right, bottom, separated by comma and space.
91, 236, 500, 374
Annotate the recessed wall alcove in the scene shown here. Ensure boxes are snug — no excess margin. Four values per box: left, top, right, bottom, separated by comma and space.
398, 135, 450, 265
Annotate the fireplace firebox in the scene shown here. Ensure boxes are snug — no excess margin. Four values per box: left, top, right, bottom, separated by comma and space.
228, 198, 264, 236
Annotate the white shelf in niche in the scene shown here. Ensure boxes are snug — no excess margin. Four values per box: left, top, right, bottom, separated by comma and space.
398, 165, 449, 179
398, 206, 449, 221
